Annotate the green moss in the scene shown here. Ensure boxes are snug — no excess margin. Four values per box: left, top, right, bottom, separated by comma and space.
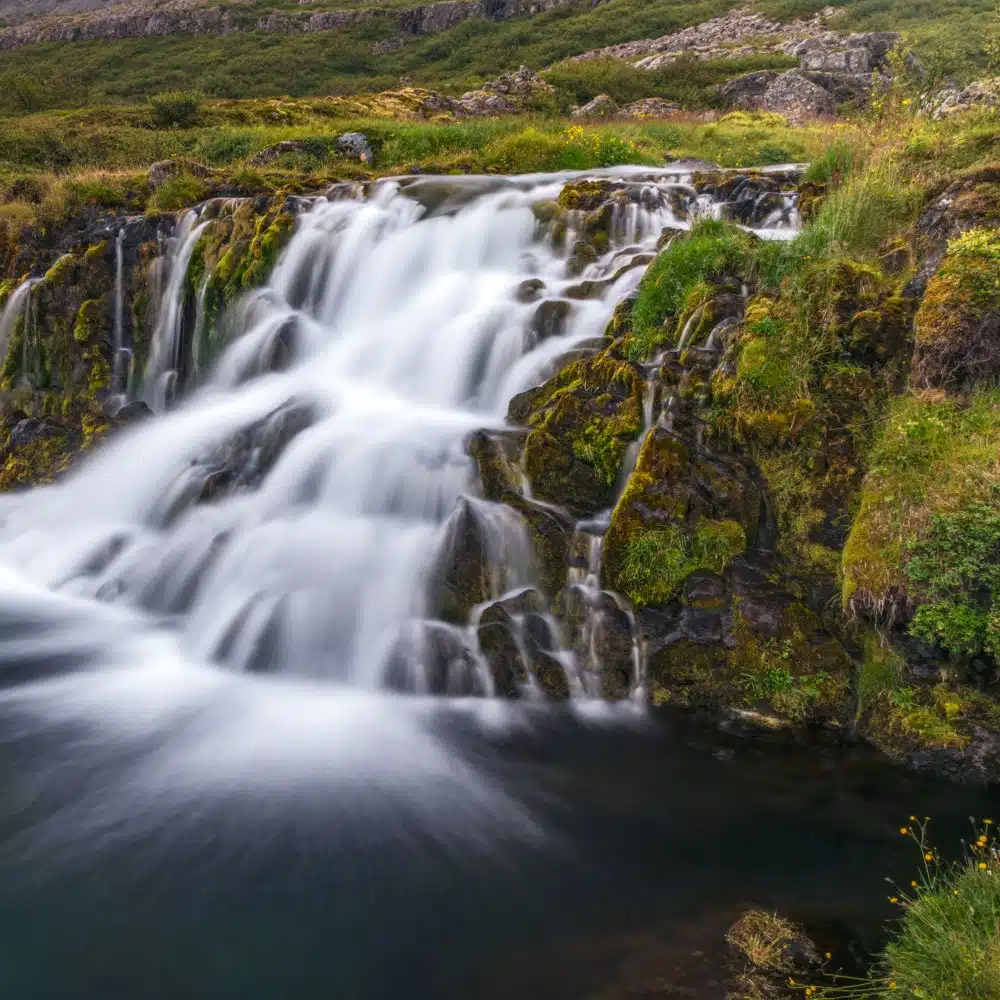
73, 299, 104, 344
913, 226, 1000, 390
618, 517, 746, 607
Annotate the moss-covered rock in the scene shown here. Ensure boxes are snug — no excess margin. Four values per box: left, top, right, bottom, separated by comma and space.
603, 426, 759, 605
511, 348, 643, 516
912, 226, 1000, 391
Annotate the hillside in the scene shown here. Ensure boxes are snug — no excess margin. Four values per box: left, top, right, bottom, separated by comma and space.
0, 0, 994, 107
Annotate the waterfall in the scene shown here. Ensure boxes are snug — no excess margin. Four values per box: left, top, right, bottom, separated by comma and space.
0, 168, 800, 816
0, 277, 40, 376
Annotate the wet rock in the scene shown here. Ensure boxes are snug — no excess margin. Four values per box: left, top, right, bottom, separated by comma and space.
533, 649, 571, 700
111, 399, 154, 423
500, 492, 573, 596
197, 401, 315, 503
466, 428, 523, 502
591, 593, 635, 699
566, 240, 598, 278
516, 278, 545, 302
336, 132, 374, 163
571, 94, 619, 120
531, 299, 572, 339
432, 496, 493, 623
476, 608, 528, 697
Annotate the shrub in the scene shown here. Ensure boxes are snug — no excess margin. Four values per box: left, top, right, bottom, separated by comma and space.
149, 90, 204, 129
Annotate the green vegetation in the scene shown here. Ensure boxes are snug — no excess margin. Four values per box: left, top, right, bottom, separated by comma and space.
815, 819, 1000, 999
842, 390, 1000, 619
629, 218, 754, 354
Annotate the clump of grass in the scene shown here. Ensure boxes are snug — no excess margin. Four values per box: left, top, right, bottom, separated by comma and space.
728, 910, 815, 973
148, 172, 210, 212
629, 218, 756, 360
813, 819, 1000, 1000
482, 124, 652, 173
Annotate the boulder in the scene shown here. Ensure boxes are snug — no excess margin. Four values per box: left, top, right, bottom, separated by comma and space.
934, 78, 1000, 119
717, 71, 780, 108
757, 70, 837, 123
336, 132, 374, 163
571, 94, 619, 120
617, 97, 681, 119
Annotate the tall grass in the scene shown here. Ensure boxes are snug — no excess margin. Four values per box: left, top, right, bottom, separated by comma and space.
816, 820, 1000, 1000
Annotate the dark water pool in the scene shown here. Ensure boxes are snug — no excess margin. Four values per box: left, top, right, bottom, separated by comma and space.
0, 700, 994, 1000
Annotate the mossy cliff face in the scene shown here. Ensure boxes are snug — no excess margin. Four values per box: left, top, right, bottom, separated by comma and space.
0, 241, 117, 487
476, 176, 1000, 777
183, 197, 295, 382
0, 192, 296, 489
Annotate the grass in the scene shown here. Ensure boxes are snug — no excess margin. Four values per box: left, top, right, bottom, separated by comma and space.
842, 389, 1000, 616
814, 819, 1000, 1000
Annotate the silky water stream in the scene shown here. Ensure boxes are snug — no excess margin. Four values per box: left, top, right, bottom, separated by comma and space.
0, 168, 992, 1000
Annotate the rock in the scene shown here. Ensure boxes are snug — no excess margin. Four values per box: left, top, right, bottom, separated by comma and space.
476, 605, 529, 697
717, 71, 781, 108
453, 65, 554, 117
196, 401, 315, 504
757, 70, 837, 124
500, 492, 574, 596
617, 97, 681, 119
531, 298, 572, 339
372, 36, 404, 54
571, 94, 619, 120
466, 429, 522, 502
432, 496, 494, 622
934, 78, 1000, 119
111, 399, 154, 423
533, 649, 571, 699
336, 132, 373, 164
516, 278, 545, 302
249, 140, 318, 167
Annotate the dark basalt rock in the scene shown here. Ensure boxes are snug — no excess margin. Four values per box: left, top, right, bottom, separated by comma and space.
500, 492, 573, 596
432, 496, 494, 623
197, 400, 315, 504
531, 299, 571, 339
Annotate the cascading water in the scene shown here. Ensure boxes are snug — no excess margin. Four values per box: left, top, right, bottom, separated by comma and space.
0, 167, 800, 842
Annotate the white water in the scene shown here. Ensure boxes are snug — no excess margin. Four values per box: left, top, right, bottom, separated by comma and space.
0, 168, 797, 838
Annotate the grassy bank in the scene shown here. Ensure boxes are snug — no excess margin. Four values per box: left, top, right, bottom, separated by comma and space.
814, 821, 1000, 999
0, 110, 838, 235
